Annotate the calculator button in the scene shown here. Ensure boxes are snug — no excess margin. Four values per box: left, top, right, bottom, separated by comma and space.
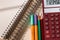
46, 31, 49, 34
51, 18, 54, 21
51, 22, 54, 25
51, 14, 54, 17
45, 26, 49, 30
56, 30, 60, 33
55, 22, 59, 25
55, 17, 59, 21
45, 22, 48, 25
46, 35, 50, 38
52, 30, 55, 34
51, 34, 55, 38
56, 34, 60, 38
56, 26, 59, 29
51, 26, 55, 29
55, 14, 59, 16
45, 18, 48, 21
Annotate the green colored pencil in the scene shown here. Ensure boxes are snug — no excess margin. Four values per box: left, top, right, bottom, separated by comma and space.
38, 16, 41, 40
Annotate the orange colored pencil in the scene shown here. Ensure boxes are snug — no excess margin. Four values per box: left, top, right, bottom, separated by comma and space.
31, 25, 35, 40
34, 15, 38, 40
35, 25, 38, 40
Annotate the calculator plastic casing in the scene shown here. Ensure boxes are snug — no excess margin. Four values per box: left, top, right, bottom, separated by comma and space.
42, 0, 60, 40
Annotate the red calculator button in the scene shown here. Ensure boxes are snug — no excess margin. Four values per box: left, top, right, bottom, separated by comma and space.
51, 26, 55, 29
55, 22, 59, 25
45, 22, 48, 25
45, 18, 48, 21
56, 30, 60, 33
51, 34, 55, 38
52, 30, 55, 34
46, 35, 50, 38
51, 22, 54, 25
51, 18, 54, 21
55, 14, 59, 16
55, 17, 59, 21
51, 14, 54, 17
56, 34, 60, 38
56, 26, 59, 29
46, 31, 49, 34
45, 26, 49, 30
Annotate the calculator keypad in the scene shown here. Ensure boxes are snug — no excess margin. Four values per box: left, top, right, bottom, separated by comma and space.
43, 13, 60, 40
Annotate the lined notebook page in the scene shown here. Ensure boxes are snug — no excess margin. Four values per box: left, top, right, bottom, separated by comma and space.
0, 0, 28, 39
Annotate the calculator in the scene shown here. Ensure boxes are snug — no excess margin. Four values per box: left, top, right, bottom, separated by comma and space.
42, 0, 60, 40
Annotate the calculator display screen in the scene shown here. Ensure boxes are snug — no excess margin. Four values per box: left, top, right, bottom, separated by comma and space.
43, 0, 60, 13
44, 0, 60, 7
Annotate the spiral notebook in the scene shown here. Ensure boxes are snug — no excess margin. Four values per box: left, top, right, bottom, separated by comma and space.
5, 0, 41, 40
0, 0, 29, 39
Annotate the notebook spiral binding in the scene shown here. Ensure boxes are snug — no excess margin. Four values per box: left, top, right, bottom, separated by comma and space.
36, 4, 43, 19
1, 4, 24, 38
1, 0, 31, 39
20, 3, 42, 40
35, 3, 42, 17
7, 0, 41, 40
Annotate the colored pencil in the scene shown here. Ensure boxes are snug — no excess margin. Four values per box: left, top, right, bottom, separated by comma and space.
38, 16, 41, 40
30, 14, 35, 40
34, 14, 38, 40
